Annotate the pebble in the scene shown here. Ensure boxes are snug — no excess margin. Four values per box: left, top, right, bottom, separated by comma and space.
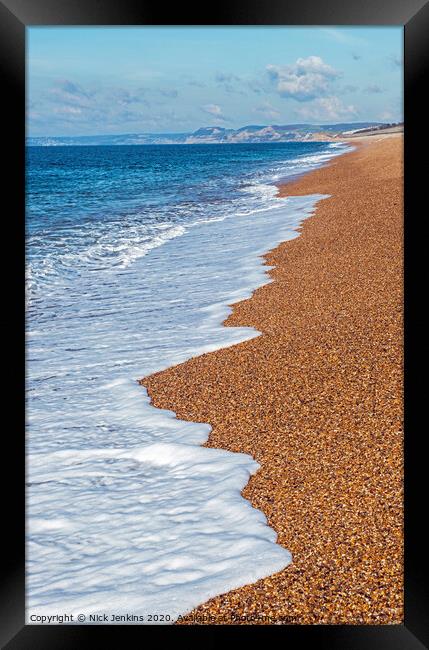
141, 136, 403, 625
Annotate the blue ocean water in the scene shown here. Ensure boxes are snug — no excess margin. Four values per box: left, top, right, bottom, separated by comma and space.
26, 141, 349, 623
27, 142, 342, 288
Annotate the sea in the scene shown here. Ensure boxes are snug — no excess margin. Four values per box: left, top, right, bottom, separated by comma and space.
26, 140, 350, 623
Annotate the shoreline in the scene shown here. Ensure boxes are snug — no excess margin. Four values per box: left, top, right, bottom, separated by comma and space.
28, 140, 348, 622
141, 134, 403, 624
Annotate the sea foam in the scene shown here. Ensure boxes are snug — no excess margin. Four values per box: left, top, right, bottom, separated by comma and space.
27, 142, 350, 623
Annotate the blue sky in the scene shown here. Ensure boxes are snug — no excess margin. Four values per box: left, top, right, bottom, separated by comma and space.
27, 26, 403, 136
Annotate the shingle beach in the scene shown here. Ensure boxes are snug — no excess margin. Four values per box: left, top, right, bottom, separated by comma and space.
141, 135, 403, 624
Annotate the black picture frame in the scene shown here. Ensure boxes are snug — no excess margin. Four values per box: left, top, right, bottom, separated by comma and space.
2, 1, 427, 647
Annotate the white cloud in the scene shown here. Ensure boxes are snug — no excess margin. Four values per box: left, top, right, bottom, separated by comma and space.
30, 76, 190, 135
214, 72, 246, 95
253, 101, 281, 120
201, 104, 224, 117
53, 105, 83, 115
267, 56, 340, 101
295, 96, 358, 121
49, 79, 92, 106
110, 88, 148, 106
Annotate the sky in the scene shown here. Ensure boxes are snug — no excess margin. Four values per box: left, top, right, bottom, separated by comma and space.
27, 26, 403, 137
